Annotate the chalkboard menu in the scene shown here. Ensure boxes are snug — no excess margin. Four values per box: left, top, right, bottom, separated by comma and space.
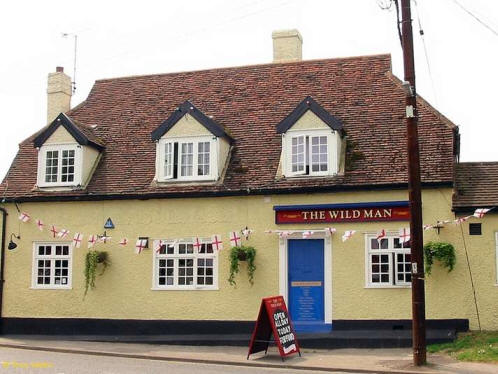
247, 296, 300, 360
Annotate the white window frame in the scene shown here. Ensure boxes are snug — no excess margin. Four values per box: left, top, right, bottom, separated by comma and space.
152, 238, 219, 290
37, 143, 82, 187
31, 242, 73, 289
283, 129, 339, 178
156, 136, 218, 182
364, 233, 412, 288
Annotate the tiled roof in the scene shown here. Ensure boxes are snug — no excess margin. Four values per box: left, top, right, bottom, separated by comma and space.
1, 54, 457, 201
453, 162, 498, 209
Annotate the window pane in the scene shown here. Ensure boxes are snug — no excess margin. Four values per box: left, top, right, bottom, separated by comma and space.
181, 143, 193, 176
197, 142, 210, 176
291, 136, 305, 172
310, 136, 327, 173
164, 142, 173, 177
45, 150, 59, 183
61, 149, 75, 182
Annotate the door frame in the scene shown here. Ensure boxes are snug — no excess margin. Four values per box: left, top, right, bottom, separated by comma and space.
278, 231, 332, 324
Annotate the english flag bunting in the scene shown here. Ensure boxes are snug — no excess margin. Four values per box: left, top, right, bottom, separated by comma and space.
118, 238, 128, 246
278, 231, 292, 238
229, 231, 241, 247
36, 219, 44, 231
135, 239, 147, 254
58, 229, 70, 239
399, 228, 410, 243
18, 212, 30, 222
72, 233, 83, 248
98, 235, 111, 244
324, 227, 336, 237
155, 239, 165, 253
423, 224, 433, 231
302, 230, 314, 239
211, 234, 223, 251
193, 237, 202, 252
49, 225, 59, 238
87, 235, 97, 248
342, 230, 356, 242
454, 216, 471, 225
473, 208, 491, 218
376, 229, 386, 241
241, 228, 253, 240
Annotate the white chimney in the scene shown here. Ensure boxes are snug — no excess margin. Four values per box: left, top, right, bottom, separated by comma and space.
47, 66, 72, 124
272, 29, 303, 63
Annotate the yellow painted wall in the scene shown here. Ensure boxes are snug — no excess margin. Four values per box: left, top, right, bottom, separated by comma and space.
162, 114, 211, 138
1, 187, 496, 329
44, 126, 75, 144
82, 146, 100, 186
289, 110, 329, 131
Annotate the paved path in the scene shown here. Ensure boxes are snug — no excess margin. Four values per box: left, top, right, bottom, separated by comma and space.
0, 336, 496, 374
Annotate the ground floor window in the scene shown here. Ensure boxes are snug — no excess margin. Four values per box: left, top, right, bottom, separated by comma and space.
365, 234, 411, 287
153, 239, 218, 289
32, 243, 72, 289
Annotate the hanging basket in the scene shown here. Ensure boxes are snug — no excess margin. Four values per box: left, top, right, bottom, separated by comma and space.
237, 249, 248, 261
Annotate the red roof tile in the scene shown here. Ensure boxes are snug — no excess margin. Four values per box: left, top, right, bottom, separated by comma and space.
1, 54, 457, 200
453, 162, 498, 209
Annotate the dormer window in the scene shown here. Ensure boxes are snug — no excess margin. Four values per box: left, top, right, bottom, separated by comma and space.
158, 136, 216, 181
33, 113, 104, 189
277, 96, 345, 178
40, 144, 81, 186
152, 101, 232, 183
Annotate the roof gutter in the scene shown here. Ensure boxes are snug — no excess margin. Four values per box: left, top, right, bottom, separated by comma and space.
0, 207, 7, 333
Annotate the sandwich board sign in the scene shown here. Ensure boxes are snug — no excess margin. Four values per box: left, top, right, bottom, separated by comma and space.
247, 295, 301, 360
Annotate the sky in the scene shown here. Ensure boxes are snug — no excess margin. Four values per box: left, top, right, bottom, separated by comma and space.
0, 0, 497, 180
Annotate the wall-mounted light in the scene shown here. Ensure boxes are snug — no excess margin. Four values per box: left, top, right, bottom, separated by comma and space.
8, 234, 20, 250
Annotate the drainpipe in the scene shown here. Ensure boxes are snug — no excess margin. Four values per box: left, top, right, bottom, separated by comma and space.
0, 207, 7, 333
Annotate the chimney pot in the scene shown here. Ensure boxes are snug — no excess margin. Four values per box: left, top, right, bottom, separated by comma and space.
272, 29, 303, 63
56, 66, 64, 73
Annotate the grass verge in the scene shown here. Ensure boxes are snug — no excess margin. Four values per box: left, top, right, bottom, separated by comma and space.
428, 331, 498, 363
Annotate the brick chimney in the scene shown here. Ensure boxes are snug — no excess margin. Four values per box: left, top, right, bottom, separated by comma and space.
272, 29, 303, 63
47, 66, 72, 124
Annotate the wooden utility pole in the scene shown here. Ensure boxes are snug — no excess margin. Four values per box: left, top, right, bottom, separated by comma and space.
400, 0, 427, 366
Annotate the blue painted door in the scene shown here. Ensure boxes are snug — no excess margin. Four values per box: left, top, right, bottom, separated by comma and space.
288, 239, 329, 333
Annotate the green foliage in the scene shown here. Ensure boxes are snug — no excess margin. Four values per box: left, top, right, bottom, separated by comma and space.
84, 250, 110, 297
423, 241, 456, 275
428, 331, 498, 363
228, 246, 256, 286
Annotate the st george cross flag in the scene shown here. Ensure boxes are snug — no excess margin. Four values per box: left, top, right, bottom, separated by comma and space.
193, 237, 202, 253
211, 234, 223, 251
154, 239, 165, 253
72, 233, 83, 248
376, 229, 386, 241
302, 231, 314, 239
241, 228, 253, 240
278, 231, 292, 238
18, 212, 30, 222
119, 238, 128, 246
399, 227, 410, 243
454, 216, 471, 225
58, 229, 70, 239
324, 227, 336, 237
135, 239, 147, 254
98, 235, 111, 244
342, 230, 356, 242
87, 235, 97, 248
473, 208, 491, 218
50, 225, 59, 238
229, 231, 241, 247
36, 219, 45, 231
423, 224, 433, 231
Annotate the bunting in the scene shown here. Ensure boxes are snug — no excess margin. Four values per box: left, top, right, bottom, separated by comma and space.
399, 227, 410, 243
135, 239, 147, 254
72, 233, 83, 248
376, 229, 386, 241
302, 230, 314, 239
473, 208, 491, 218
229, 231, 241, 247
211, 234, 223, 251
18, 212, 30, 223
119, 238, 128, 246
87, 235, 97, 249
57, 229, 70, 239
342, 230, 356, 242
36, 219, 45, 231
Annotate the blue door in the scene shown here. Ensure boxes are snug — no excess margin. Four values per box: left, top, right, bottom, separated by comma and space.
288, 239, 330, 333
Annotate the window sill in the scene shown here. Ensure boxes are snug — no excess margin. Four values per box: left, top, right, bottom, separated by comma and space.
151, 287, 219, 291
30, 286, 72, 290
364, 285, 411, 289
281, 173, 339, 180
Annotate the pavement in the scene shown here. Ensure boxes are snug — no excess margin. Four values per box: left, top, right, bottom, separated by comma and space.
0, 336, 496, 374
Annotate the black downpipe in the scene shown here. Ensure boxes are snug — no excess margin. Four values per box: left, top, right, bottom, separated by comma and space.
0, 207, 7, 334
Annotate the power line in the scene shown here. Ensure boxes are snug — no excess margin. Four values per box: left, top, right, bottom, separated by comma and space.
451, 0, 498, 37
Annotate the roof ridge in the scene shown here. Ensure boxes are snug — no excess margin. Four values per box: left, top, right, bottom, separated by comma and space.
94, 54, 392, 83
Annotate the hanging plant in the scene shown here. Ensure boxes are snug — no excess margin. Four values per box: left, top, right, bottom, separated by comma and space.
228, 246, 256, 286
84, 250, 110, 296
423, 241, 456, 275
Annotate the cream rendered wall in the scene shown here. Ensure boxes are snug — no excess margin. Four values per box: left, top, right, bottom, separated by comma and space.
161, 115, 211, 138
44, 126, 75, 144
82, 147, 100, 186
289, 110, 329, 130
2, 187, 497, 329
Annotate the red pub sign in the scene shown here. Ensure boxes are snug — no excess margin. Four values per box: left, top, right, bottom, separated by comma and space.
274, 201, 410, 224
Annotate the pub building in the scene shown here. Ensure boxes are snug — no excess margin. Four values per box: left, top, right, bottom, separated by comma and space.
0, 30, 496, 345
